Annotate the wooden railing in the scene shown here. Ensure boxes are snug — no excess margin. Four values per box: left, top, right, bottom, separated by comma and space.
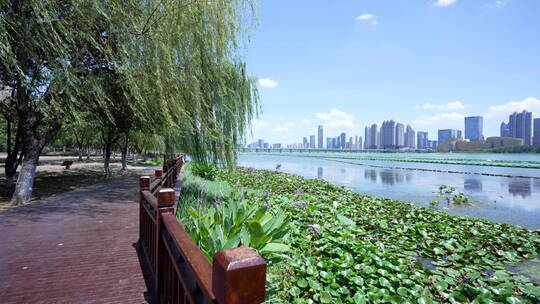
139, 156, 267, 304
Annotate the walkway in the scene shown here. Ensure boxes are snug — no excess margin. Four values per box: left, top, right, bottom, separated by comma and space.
0, 171, 155, 304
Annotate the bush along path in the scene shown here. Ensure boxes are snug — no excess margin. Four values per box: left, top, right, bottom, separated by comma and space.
214, 167, 540, 304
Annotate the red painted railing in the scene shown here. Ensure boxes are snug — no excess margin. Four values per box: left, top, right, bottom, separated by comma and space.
139, 156, 267, 304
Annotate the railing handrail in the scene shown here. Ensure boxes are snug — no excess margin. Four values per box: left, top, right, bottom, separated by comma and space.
138, 155, 267, 304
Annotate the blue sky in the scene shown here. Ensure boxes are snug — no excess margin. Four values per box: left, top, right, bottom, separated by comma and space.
245, 0, 540, 145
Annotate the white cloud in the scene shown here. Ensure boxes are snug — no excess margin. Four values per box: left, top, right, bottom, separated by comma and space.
286, 121, 295, 127
273, 127, 289, 132
485, 97, 540, 120
356, 14, 374, 21
302, 118, 313, 124
356, 14, 379, 25
412, 112, 465, 126
315, 108, 356, 129
485, 0, 506, 8
258, 78, 278, 88
434, 0, 457, 7
413, 101, 468, 111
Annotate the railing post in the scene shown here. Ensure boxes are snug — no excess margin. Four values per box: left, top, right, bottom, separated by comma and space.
168, 161, 174, 186
155, 188, 175, 303
155, 169, 162, 181
162, 164, 169, 187
139, 176, 150, 243
212, 246, 267, 304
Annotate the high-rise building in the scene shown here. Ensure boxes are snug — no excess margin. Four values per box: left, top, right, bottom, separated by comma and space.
465, 116, 484, 141
508, 110, 532, 145
376, 131, 381, 149
534, 119, 540, 146
364, 127, 371, 149
370, 124, 378, 149
258, 139, 264, 148
317, 125, 324, 148
438, 129, 460, 145
381, 120, 397, 149
309, 135, 315, 148
500, 122, 510, 137
332, 137, 337, 149
326, 137, 333, 149
417, 131, 428, 149
405, 125, 415, 148
303, 137, 308, 148
395, 123, 405, 149
340, 132, 346, 149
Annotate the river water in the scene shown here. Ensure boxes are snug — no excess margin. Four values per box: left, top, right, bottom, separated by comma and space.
237, 153, 540, 229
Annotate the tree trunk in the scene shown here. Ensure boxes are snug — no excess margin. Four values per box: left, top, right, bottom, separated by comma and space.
11, 148, 39, 205
86, 145, 91, 160
120, 133, 129, 171
10, 97, 62, 205
104, 142, 112, 178
78, 146, 83, 161
4, 119, 22, 188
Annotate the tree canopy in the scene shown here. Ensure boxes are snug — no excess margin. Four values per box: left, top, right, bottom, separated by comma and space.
0, 0, 259, 203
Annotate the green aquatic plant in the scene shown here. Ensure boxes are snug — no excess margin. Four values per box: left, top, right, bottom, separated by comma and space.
185, 198, 290, 261
216, 167, 540, 303
191, 161, 219, 181
433, 184, 473, 207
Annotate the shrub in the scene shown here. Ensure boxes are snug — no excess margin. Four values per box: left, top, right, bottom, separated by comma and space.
185, 198, 290, 261
191, 161, 218, 180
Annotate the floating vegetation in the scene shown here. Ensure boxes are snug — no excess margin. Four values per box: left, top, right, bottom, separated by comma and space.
217, 167, 540, 303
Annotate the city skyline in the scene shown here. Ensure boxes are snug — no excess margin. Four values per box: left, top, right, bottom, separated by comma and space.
248, 108, 540, 149
246, 1, 540, 145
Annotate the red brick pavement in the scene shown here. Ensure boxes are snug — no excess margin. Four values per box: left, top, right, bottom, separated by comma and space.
0, 171, 155, 304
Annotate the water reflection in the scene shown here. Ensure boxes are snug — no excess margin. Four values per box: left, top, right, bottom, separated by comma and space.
237, 154, 540, 228
365, 169, 377, 182
379, 170, 405, 185
317, 167, 323, 179
508, 180, 532, 198
464, 179, 482, 192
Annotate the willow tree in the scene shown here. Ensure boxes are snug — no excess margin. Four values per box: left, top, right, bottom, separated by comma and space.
117, 0, 259, 166
0, 0, 258, 204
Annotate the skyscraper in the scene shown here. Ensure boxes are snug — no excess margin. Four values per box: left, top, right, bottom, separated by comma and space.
500, 122, 510, 137
508, 110, 532, 145
465, 116, 484, 141
381, 120, 396, 149
303, 137, 308, 148
405, 125, 415, 148
364, 127, 371, 149
534, 119, 540, 146
309, 135, 315, 148
317, 125, 324, 148
340, 132, 346, 149
370, 124, 378, 149
395, 123, 405, 148
417, 131, 428, 149
326, 137, 333, 149
438, 129, 460, 145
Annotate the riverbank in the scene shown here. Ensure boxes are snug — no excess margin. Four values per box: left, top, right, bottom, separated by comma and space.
241, 152, 540, 169
214, 166, 540, 303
